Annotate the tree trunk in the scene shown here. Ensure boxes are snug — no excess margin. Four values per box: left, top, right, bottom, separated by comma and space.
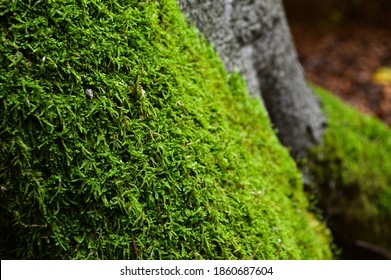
179, 0, 326, 159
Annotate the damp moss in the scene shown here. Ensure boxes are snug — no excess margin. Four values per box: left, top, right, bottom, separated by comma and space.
309, 85, 391, 255
0, 0, 332, 259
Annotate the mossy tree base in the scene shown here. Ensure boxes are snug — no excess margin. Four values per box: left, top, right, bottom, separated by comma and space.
0, 1, 331, 259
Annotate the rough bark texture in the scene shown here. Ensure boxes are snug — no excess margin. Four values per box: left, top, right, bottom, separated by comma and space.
179, 0, 326, 159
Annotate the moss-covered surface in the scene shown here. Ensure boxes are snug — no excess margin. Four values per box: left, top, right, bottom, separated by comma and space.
0, 0, 332, 259
309, 85, 391, 257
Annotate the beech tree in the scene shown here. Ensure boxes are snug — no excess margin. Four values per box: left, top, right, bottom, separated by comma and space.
179, 0, 326, 159
2, 0, 390, 260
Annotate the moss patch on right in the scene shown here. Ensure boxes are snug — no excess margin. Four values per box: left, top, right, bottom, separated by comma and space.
309, 85, 391, 256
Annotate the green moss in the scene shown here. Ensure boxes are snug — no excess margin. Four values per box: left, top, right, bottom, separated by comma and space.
0, 0, 331, 259
309, 85, 391, 253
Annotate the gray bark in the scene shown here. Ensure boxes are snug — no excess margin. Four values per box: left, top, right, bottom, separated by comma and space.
178, 0, 326, 159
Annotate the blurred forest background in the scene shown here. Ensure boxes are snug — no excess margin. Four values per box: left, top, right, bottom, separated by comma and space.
283, 0, 391, 126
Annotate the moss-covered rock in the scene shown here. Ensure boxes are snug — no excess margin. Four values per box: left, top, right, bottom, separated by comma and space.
0, 0, 332, 259
309, 86, 391, 258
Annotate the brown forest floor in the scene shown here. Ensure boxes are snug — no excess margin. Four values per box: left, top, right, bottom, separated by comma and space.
284, 1, 391, 127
